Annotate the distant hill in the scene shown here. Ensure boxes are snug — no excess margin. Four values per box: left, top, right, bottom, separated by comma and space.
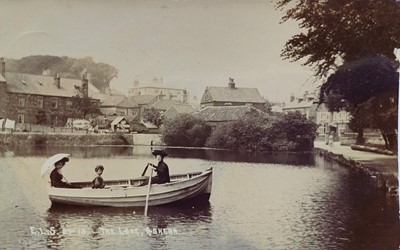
5, 55, 118, 93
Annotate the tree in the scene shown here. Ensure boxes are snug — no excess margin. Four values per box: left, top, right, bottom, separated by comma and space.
319, 55, 398, 150
36, 109, 47, 125
143, 107, 162, 127
276, 0, 400, 77
161, 114, 212, 147
6, 55, 118, 92
263, 112, 318, 151
206, 113, 270, 151
206, 111, 317, 151
71, 85, 101, 119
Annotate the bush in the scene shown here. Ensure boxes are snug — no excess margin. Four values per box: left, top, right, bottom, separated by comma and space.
206, 111, 317, 151
161, 114, 212, 147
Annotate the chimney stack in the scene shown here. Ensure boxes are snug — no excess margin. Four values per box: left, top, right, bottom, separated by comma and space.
133, 80, 139, 88
228, 77, 235, 89
183, 89, 188, 103
54, 73, 61, 89
290, 93, 295, 102
81, 73, 88, 98
1, 58, 5, 78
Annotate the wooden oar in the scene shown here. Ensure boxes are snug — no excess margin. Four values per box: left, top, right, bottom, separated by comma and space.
141, 163, 150, 177
144, 168, 153, 216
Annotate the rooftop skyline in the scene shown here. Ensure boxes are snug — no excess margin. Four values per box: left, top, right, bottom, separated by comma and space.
0, 0, 319, 102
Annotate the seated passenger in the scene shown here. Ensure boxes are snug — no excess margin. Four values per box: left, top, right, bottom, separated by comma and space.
50, 157, 81, 188
92, 165, 106, 189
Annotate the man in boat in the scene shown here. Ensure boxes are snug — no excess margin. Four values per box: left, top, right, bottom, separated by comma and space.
140, 150, 170, 186
50, 157, 81, 189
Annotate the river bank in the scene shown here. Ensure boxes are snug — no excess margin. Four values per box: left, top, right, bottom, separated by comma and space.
314, 141, 398, 196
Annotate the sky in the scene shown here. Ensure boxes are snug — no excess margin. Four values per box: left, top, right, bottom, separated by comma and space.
0, 0, 319, 102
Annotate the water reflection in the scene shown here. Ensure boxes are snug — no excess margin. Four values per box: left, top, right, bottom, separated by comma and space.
11, 144, 316, 166
45, 203, 213, 249
2, 145, 400, 249
165, 147, 316, 165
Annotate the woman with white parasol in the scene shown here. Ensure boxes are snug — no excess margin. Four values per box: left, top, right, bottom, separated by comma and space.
41, 153, 81, 189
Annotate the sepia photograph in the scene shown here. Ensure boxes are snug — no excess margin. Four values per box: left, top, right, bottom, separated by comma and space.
0, 0, 399, 249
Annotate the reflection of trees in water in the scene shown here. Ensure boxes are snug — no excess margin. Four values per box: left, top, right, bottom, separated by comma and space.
166, 147, 316, 166
11, 144, 316, 166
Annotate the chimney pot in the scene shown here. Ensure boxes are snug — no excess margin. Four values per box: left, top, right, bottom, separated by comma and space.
54, 73, 61, 88
1, 58, 5, 78
228, 77, 235, 89
81, 73, 89, 97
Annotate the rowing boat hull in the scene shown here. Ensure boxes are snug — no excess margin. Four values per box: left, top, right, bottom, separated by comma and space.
48, 169, 212, 207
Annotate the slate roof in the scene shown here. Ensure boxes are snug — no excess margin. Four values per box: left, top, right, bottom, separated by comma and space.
5, 72, 100, 97
171, 104, 197, 114
201, 86, 264, 104
118, 97, 140, 108
150, 99, 183, 111
101, 95, 127, 106
131, 95, 158, 105
195, 106, 264, 122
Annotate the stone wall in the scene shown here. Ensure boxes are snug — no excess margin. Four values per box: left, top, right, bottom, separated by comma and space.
0, 132, 165, 147
0, 132, 134, 146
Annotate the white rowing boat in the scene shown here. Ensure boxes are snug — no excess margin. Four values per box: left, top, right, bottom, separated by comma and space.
47, 168, 212, 207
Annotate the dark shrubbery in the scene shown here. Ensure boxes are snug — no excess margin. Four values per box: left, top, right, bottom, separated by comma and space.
161, 111, 317, 151
160, 114, 212, 147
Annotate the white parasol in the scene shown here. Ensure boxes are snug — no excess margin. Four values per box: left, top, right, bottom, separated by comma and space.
40, 153, 70, 177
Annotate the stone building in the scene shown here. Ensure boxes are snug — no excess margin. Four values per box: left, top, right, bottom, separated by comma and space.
0, 58, 100, 126
200, 78, 265, 110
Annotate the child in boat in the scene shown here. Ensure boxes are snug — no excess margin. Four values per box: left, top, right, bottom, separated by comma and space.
92, 165, 105, 189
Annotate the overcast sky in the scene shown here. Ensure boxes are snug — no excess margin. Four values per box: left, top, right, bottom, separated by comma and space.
0, 0, 319, 102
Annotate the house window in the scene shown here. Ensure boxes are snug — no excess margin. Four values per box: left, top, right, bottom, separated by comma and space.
51, 98, 58, 109
66, 100, 73, 110
37, 97, 43, 108
18, 97, 26, 107
18, 114, 25, 123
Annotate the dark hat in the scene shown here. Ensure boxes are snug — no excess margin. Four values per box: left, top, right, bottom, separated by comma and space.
152, 150, 168, 157
55, 157, 69, 165
95, 165, 104, 171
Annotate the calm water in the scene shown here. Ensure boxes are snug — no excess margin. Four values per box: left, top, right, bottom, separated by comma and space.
0, 145, 399, 250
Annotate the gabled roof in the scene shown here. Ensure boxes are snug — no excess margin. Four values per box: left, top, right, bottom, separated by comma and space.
101, 95, 158, 108
195, 106, 264, 122
150, 99, 183, 111
111, 116, 128, 125
0, 74, 5, 82
5, 72, 99, 97
170, 104, 197, 114
131, 95, 158, 105
118, 97, 140, 108
92, 92, 126, 102
201, 86, 264, 104
283, 99, 314, 110
101, 95, 127, 106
